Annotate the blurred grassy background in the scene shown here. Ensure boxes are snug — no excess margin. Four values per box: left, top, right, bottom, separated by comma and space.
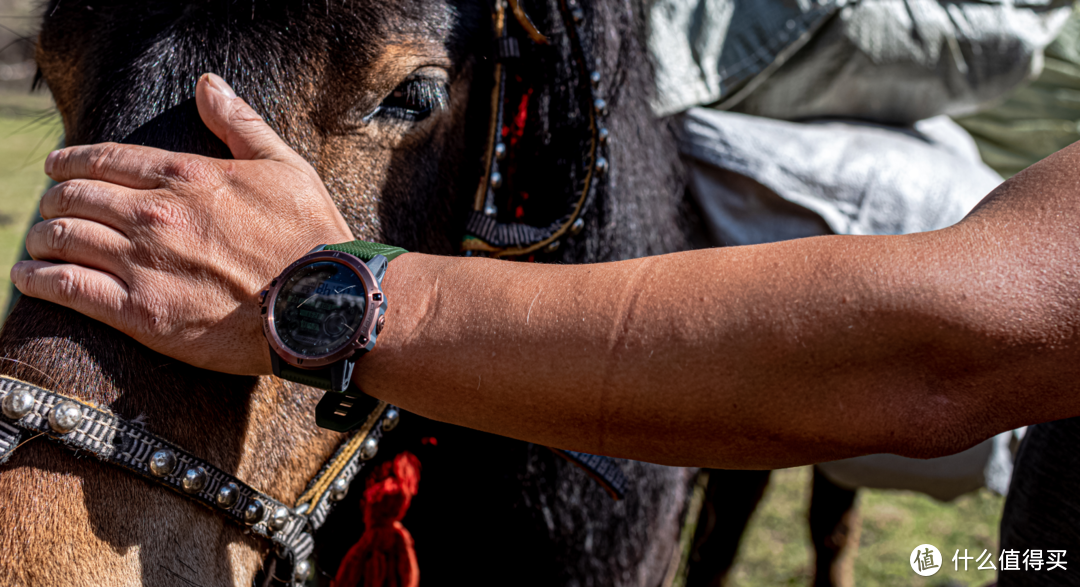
1, 0, 61, 315
727, 468, 1002, 587
0, 92, 59, 315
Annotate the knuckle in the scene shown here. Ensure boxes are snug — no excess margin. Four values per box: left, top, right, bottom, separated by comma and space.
32, 218, 71, 255
133, 294, 170, 338
50, 266, 82, 303
52, 181, 84, 217
44, 220, 67, 252
161, 155, 218, 186
134, 198, 187, 229
86, 143, 119, 179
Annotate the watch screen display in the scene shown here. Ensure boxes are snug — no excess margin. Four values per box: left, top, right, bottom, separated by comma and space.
273, 261, 368, 357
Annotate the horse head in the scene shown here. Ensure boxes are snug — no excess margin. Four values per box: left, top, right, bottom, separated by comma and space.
0, 0, 698, 585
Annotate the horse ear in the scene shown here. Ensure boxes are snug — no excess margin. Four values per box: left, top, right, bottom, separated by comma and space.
194, 73, 306, 166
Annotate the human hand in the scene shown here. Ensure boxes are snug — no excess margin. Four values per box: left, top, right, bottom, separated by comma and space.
10, 73, 354, 376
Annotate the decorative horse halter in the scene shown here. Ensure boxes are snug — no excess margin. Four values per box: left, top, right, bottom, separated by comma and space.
0, 1, 621, 586
463, 0, 608, 258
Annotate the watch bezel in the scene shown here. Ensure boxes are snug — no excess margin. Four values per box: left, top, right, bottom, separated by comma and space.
262, 250, 383, 369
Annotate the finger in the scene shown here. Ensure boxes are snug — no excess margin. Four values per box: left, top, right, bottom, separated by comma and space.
40, 179, 141, 229
195, 73, 306, 165
45, 142, 171, 188
25, 217, 133, 277
10, 260, 129, 330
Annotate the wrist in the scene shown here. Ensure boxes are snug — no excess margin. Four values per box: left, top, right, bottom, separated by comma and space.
347, 252, 436, 398
261, 240, 405, 391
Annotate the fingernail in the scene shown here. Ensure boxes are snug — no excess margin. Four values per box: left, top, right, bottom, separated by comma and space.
45, 150, 60, 175
10, 261, 26, 285
205, 73, 237, 99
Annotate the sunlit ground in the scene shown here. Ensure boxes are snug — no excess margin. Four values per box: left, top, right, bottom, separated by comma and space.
728, 467, 1002, 587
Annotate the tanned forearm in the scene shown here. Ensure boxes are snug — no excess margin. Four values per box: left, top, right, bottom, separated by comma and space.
16, 75, 1080, 470
360, 145, 1080, 469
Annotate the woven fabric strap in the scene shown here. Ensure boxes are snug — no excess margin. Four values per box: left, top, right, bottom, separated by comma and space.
0, 375, 396, 587
325, 241, 408, 262
554, 449, 628, 500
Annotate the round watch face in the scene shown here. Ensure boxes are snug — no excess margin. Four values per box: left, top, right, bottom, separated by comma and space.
272, 260, 368, 357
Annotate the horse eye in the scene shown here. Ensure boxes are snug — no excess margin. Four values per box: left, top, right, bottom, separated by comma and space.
371, 77, 449, 123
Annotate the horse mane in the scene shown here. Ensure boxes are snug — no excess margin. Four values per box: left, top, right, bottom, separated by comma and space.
520, 0, 700, 263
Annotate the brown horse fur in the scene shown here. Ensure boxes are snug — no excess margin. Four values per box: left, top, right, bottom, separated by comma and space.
0, 0, 703, 585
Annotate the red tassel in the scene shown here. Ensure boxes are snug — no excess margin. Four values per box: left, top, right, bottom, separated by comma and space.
332, 452, 421, 587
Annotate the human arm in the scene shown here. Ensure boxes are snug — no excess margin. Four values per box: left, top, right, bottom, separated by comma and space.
12, 74, 1080, 469
360, 188, 1080, 468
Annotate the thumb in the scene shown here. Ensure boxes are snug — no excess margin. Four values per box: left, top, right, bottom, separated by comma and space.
195, 73, 300, 164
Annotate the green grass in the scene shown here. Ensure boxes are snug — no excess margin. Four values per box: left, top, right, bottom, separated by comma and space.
0, 91, 61, 316
0, 91, 1008, 587
727, 467, 1004, 587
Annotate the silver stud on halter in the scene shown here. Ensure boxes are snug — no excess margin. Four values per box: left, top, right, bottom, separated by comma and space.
245, 500, 268, 526
182, 466, 208, 493
216, 482, 240, 508
294, 559, 312, 582
148, 448, 177, 477
1, 387, 34, 420
48, 401, 84, 434
328, 477, 349, 502
359, 436, 379, 461
382, 407, 400, 432
268, 505, 290, 531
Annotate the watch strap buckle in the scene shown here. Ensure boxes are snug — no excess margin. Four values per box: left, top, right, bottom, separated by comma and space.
315, 387, 382, 432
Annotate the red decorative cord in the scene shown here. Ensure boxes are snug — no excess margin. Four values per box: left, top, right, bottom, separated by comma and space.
332, 452, 421, 587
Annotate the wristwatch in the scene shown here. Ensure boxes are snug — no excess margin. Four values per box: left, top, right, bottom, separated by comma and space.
261, 241, 407, 431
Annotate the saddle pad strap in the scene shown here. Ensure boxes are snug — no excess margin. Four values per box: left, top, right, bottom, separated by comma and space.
552, 448, 628, 500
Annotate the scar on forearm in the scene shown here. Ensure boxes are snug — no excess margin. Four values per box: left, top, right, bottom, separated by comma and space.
526, 289, 542, 324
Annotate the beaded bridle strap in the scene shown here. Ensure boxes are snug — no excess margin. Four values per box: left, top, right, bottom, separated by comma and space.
462, 0, 607, 257
0, 375, 396, 586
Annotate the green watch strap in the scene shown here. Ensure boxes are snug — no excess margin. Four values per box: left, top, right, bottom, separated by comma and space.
325, 241, 408, 262
277, 362, 336, 390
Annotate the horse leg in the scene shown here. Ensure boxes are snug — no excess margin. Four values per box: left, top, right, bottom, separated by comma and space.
684, 469, 771, 587
809, 466, 859, 587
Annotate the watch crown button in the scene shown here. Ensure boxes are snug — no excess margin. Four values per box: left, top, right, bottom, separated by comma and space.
376, 315, 385, 334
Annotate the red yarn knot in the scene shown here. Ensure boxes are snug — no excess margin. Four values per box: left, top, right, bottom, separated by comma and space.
332, 452, 421, 587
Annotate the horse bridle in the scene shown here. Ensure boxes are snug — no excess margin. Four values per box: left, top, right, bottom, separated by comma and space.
0, 374, 395, 584
0, 1, 620, 585
463, 0, 609, 258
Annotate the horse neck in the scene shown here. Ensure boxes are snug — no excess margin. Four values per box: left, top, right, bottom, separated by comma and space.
0, 297, 339, 584
549, 0, 695, 264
